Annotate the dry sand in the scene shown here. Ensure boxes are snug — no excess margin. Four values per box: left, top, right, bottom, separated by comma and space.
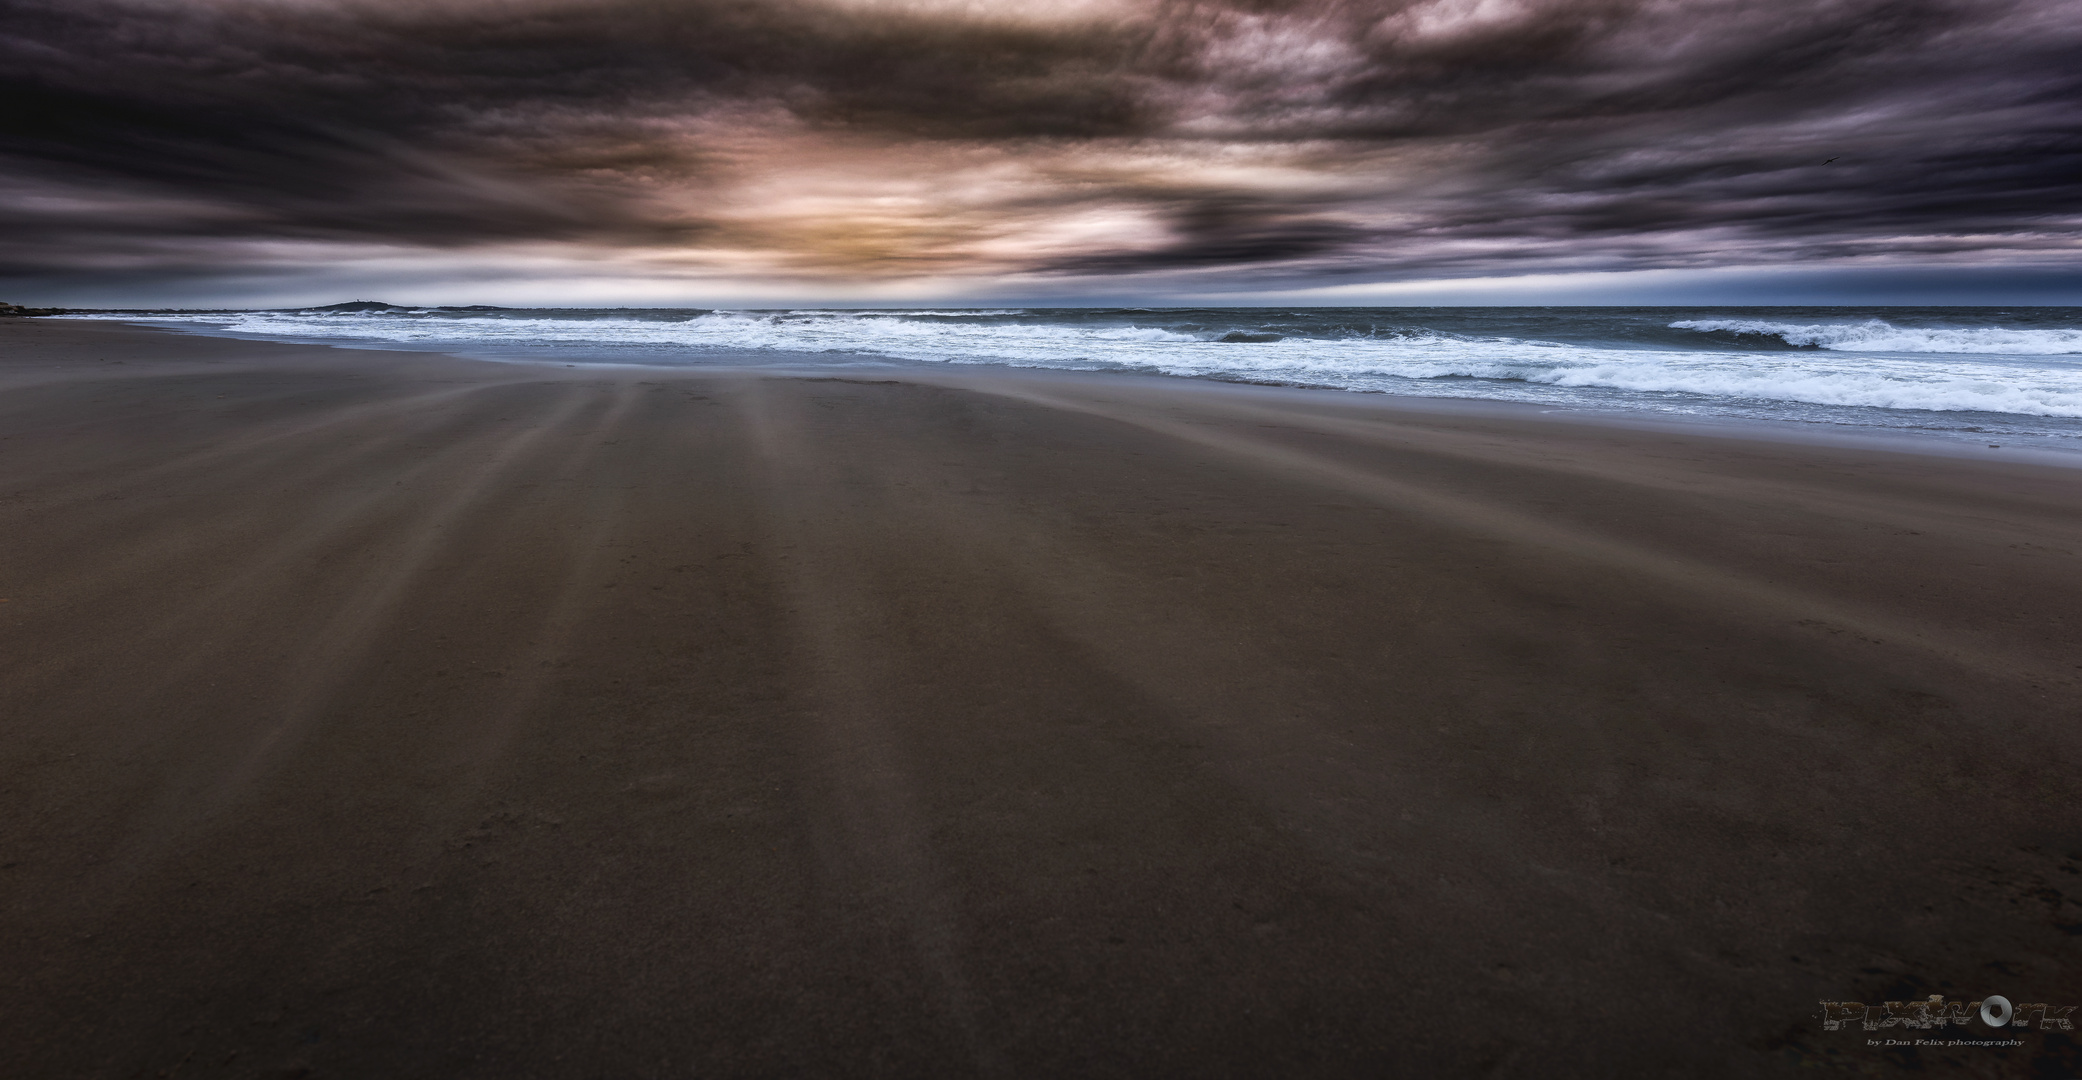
2, 318, 2078, 1077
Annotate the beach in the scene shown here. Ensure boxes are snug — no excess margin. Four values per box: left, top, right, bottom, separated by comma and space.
2, 317, 2078, 1075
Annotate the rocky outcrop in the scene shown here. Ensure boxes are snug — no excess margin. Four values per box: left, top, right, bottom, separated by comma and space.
302, 300, 403, 312
0, 302, 67, 317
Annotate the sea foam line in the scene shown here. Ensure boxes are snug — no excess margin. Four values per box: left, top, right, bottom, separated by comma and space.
64, 311, 2082, 418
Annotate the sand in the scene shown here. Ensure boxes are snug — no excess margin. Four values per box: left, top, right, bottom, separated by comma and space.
1, 318, 2077, 1077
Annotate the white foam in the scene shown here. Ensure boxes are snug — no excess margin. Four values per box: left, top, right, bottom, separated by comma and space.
1671, 318, 2082, 354
70, 310, 2082, 419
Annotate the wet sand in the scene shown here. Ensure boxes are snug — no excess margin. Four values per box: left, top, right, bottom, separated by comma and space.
2, 318, 2078, 1077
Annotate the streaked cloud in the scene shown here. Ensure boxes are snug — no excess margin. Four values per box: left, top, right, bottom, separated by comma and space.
2, 0, 2076, 303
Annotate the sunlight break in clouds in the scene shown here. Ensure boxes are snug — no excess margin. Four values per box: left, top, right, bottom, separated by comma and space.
1, 0, 2078, 304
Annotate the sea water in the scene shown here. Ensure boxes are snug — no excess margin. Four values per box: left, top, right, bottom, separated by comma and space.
71, 306, 2082, 448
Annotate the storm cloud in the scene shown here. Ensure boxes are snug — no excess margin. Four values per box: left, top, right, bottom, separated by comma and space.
2, 0, 2077, 302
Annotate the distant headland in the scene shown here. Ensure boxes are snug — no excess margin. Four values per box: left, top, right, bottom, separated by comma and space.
297, 301, 509, 312
0, 300, 516, 316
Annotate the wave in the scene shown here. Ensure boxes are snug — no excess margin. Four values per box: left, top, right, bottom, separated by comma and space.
1117, 344, 2082, 418
70, 308, 2082, 421
1671, 318, 2082, 354
1505, 356, 2082, 416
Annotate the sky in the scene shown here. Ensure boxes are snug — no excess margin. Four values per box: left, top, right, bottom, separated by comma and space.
2, 0, 2079, 307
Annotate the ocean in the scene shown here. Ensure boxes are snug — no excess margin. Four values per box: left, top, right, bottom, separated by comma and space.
74, 306, 2082, 448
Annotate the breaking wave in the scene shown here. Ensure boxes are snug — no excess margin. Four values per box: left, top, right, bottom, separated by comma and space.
1671, 318, 2082, 354
66, 306, 2082, 435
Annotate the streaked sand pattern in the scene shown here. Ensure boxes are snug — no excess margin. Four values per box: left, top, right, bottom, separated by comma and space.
2, 320, 2078, 1075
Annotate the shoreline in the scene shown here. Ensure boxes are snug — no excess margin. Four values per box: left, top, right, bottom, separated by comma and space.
66, 313, 2082, 465
3, 318, 2078, 1077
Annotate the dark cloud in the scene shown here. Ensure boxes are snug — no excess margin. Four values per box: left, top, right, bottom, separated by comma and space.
1040, 196, 1372, 272
0, 0, 2076, 299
